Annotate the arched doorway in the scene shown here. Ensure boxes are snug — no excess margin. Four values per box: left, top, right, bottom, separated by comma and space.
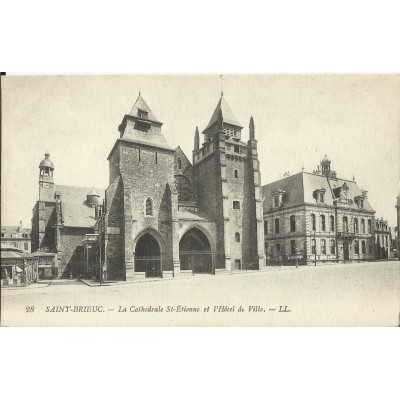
135, 233, 162, 278
179, 228, 212, 273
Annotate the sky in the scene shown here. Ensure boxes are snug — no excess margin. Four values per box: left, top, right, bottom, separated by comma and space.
2, 74, 399, 228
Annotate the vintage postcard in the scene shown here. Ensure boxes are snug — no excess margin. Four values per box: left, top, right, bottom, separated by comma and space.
1, 74, 399, 326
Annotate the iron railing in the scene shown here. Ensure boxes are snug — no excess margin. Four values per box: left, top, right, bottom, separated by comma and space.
135, 256, 163, 278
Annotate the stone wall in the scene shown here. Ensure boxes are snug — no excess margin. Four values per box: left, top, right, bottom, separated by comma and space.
59, 227, 92, 278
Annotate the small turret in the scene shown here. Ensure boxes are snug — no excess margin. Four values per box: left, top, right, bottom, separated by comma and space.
86, 188, 100, 207
39, 151, 54, 181
39, 151, 55, 201
321, 155, 331, 174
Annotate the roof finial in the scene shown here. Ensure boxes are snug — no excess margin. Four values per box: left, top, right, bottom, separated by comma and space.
352, 173, 356, 181
302, 165, 304, 172
139, 90, 141, 96
219, 74, 224, 97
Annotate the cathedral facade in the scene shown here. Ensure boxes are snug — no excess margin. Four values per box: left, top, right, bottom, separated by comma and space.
100, 93, 264, 280
31, 94, 265, 280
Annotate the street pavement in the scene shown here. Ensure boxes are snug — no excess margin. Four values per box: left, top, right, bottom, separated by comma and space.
1, 260, 399, 326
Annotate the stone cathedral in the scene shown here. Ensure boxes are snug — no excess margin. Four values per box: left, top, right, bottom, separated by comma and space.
103, 93, 264, 280
32, 93, 265, 280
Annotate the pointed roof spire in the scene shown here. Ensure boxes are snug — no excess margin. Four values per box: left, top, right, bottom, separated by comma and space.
128, 92, 161, 123
249, 116, 255, 139
194, 126, 200, 151
203, 95, 243, 133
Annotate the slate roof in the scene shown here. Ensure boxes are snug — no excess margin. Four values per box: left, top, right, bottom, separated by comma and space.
115, 94, 173, 153
55, 185, 103, 204
262, 172, 375, 213
120, 129, 173, 151
61, 202, 98, 228
128, 93, 161, 123
54, 185, 104, 228
1, 226, 31, 237
330, 179, 374, 212
203, 96, 243, 132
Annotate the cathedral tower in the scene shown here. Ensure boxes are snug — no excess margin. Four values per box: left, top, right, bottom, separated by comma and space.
192, 94, 264, 271
104, 93, 178, 280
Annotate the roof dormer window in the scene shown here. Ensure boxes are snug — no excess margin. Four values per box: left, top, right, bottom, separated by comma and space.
354, 195, 365, 209
138, 109, 148, 119
313, 188, 326, 203
271, 189, 285, 209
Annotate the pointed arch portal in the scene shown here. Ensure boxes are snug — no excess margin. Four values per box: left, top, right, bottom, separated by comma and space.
135, 232, 162, 278
179, 227, 213, 274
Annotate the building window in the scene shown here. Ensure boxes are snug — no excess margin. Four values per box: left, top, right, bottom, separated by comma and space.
311, 239, 316, 255
354, 240, 359, 255
12, 242, 17, 248
321, 215, 326, 231
343, 216, 349, 232
235, 232, 240, 243
275, 243, 281, 255
138, 109, 148, 119
368, 240, 372, 254
330, 215, 335, 232
354, 218, 358, 233
361, 219, 365, 233
362, 240, 366, 255
273, 195, 279, 208
234, 145, 240, 153
360, 199, 364, 208
24, 243, 28, 250
290, 215, 296, 232
320, 193, 325, 203
264, 221, 268, 235
265, 242, 268, 256
233, 201, 240, 210
330, 239, 336, 254
155, 152, 158, 164
321, 239, 326, 255
1, 233, 4, 238
275, 218, 280, 234
368, 219, 371, 233
234, 169, 238, 178
145, 198, 153, 216
291, 240, 296, 255
311, 214, 316, 231
177, 158, 182, 169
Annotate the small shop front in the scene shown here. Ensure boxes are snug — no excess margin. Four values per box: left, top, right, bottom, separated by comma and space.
1, 244, 38, 287
31, 251, 57, 280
